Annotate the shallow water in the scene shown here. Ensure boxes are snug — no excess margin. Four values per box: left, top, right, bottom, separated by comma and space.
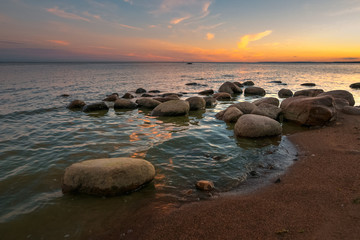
0, 62, 359, 239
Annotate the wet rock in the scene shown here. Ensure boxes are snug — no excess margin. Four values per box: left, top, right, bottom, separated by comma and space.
249, 171, 260, 177
350, 82, 360, 89
122, 93, 135, 99
186, 97, 206, 110
244, 86, 266, 96
213, 92, 231, 100
243, 80, 255, 86
151, 100, 190, 116
216, 107, 243, 123
67, 100, 86, 109
153, 94, 180, 103
318, 90, 355, 106
253, 97, 279, 107
230, 102, 257, 114
234, 114, 282, 138
274, 178, 281, 183
233, 82, 244, 88
251, 103, 282, 120
293, 89, 324, 97
269, 80, 282, 84
280, 95, 336, 126
185, 82, 199, 86
198, 89, 214, 95
195, 180, 214, 191
136, 98, 161, 109
203, 97, 217, 108
333, 98, 350, 110
103, 93, 119, 102
161, 93, 182, 97
149, 90, 161, 93
82, 102, 109, 112
62, 158, 155, 196
114, 99, 137, 109
135, 88, 146, 94
218, 81, 243, 94
61, 94, 70, 97
141, 93, 154, 97
278, 88, 293, 98
301, 83, 316, 86
342, 106, 360, 115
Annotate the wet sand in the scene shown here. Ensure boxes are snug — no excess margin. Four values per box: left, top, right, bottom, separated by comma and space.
96, 112, 360, 240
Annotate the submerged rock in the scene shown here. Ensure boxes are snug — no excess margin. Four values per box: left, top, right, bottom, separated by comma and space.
278, 89, 293, 98
203, 97, 217, 108
114, 99, 137, 109
234, 114, 282, 138
186, 97, 206, 110
82, 102, 109, 112
293, 89, 324, 97
244, 86, 266, 96
136, 98, 161, 109
122, 93, 135, 99
280, 95, 336, 126
103, 93, 119, 102
213, 92, 231, 100
301, 83, 316, 86
350, 82, 360, 89
196, 180, 214, 191
135, 88, 146, 94
151, 100, 190, 116
62, 157, 155, 196
153, 94, 180, 102
67, 100, 86, 110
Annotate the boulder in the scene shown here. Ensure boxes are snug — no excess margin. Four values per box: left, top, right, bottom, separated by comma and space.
141, 93, 154, 97
293, 89, 324, 97
243, 80, 255, 86
196, 180, 214, 191
222, 107, 244, 123
218, 82, 243, 94
234, 114, 282, 138
253, 97, 279, 107
114, 99, 137, 109
233, 82, 244, 88
333, 98, 350, 110
149, 90, 161, 93
350, 83, 360, 89
342, 106, 360, 115
251, 103, 282, 120
122, 93, 135, 99
67, 100, 86, 109
135, 88, 146, 94
82, 102, 109, 112
278, 89, 293, 98
203, 97, 217, 108
230, 102, 257, 114
280, 95, 336, 126
103, 94, 119, 102
213, 92, 231, 100
136, 98, 161, 109
244, 87, 266, 96
62, 158, 155, 196
151, 100, 190, 116
198, 89, 214, 95
161, 93, 182, 97
318, 90, 355, 106
301, 83, 316, 86
153, 95, 180, 102
186, 97, 206, 110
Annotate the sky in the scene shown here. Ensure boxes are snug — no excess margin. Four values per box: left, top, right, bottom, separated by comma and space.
1, 0, 360, 62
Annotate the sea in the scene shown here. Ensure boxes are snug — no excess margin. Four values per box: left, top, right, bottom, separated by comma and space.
0, 62, 359, 239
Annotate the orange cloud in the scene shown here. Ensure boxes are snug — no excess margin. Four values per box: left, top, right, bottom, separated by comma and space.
47, 7, 91, 22
47, 40, 70, 46
237, 30, 272, 49
206, 33, 214, 40
170, 16, 191, 24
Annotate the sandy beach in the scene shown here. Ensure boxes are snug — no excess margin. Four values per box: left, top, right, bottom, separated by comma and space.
95, 112, 360, 240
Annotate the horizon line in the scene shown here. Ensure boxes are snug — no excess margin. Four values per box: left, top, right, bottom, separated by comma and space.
1, 61, 360, 64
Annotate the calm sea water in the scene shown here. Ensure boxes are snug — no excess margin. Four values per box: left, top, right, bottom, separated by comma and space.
0, 62, 359, 239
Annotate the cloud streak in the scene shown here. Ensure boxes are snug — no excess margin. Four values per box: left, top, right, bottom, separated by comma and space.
117, 23, 143, 31
170, 16, 191, 24
237, 30, 272, 49
47, 40, 70, 46
47, 7, 91, 22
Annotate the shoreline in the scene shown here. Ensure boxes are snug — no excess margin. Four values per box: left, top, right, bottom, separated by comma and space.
94, 112, 360, 240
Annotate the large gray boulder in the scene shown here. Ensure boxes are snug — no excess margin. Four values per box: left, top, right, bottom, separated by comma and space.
151, 100, 190, 116
186, 97, 206, 110
234, 114, 282, 138
218, 82, 243, 94
67, 100, 86, 110
293, 89, 324, 97
280, 95, 336, 126
278, 89, 293, 98
251, 103, 282, 120
244, 87, 266, 96
318, 90, 355, 106
82, 102, 109, 112
230, 102, 257, 114
62, 158, 155, 196
253, 97, 279, 107
114, 99, 138, 109
136, 98, 161, 109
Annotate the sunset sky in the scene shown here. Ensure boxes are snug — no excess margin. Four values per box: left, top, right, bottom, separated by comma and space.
1, 0, 360, 62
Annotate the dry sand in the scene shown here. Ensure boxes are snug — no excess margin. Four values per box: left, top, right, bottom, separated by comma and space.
95, 112, 360, 240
